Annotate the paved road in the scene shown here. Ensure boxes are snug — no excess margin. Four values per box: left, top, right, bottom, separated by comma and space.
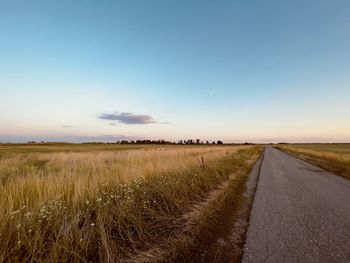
242, 146, 350, 263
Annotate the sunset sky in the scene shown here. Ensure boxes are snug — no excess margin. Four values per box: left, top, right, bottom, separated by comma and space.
1, 0, 350, 143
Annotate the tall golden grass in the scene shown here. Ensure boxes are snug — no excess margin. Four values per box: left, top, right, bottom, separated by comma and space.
0, 145, 260, 262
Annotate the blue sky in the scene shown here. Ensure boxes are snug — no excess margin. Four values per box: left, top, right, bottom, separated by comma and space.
1, 0, 349, 143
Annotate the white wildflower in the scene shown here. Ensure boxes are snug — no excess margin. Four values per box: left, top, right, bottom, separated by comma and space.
10, 210, 21, 215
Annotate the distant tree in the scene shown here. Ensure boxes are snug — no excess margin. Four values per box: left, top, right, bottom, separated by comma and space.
120, 140, 129, 144
217, 140, 223, 145
178, 140, 183, 144
196, 139, 200, 144
186, 139, 194, 145
212, 141, 216, 144
206, 140, 209, 144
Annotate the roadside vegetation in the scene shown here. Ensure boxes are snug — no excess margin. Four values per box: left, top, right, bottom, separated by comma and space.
276, 144, 350, 180
0, 144, 261, 262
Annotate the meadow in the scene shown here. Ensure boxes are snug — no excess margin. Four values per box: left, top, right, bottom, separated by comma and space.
0, 143, 261, 262
276, 144, 350, 180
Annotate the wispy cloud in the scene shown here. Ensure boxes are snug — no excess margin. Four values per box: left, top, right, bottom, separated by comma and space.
99, 112, 169, 125
60, 125, 72, 128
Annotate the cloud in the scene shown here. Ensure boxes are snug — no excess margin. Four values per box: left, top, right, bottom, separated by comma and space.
61, 125, 72, 128
99, 112, 169, 125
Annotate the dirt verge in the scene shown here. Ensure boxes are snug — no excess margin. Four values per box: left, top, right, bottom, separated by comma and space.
125, 151, 263, 263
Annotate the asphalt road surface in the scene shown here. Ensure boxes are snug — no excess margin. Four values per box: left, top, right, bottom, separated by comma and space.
242, 146, 350, 263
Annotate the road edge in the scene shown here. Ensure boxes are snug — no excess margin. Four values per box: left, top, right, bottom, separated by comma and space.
239, 146, 265, 262
274, 145, 350, 180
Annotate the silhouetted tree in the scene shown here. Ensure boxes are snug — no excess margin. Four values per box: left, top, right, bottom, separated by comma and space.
186, 139, 194, 145
217, 140, 223, 145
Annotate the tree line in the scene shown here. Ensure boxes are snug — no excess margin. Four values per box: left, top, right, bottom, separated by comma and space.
0, 139, 227, 145
115, 139, 224, 145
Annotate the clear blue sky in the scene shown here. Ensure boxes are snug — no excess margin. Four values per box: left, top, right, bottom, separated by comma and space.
1, 0, 349, 143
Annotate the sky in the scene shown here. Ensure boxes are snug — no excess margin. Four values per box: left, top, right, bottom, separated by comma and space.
1, 0, 350, 143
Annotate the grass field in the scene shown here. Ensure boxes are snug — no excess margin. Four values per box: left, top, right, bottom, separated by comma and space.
275, 144, 350, 180
0, 143, 261, 262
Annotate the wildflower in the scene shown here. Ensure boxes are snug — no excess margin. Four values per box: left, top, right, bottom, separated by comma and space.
90, 223, 95, 226
10, 210, 21, 215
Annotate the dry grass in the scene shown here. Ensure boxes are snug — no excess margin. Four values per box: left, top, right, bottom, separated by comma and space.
276, 144, 350, 180
161, 156, 260, 263
128, 150, 262, 263
0, 144, 261, 262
